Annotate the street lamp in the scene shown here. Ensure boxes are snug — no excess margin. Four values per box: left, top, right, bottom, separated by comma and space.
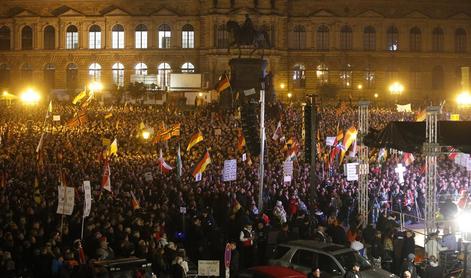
456, 91, 471, 108
389, 82, 404, 103
20, 88, 41, 105
280, 83, 286, 90
89, 81, 104, 103
142, 131, 150, 140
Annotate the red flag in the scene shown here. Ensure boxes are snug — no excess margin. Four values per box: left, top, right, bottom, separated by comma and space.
157, 149, 173, 174
101, 160, 111, 192
131, 191, 141, 210
448, 147, 458, 160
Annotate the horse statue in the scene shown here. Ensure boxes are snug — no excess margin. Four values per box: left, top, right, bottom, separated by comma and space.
226, 15, 271, 57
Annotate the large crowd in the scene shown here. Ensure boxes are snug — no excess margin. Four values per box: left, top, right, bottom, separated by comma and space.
0, 98, 470, 278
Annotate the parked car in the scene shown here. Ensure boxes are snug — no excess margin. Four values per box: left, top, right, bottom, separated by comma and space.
240, 265, 307, 278
269, 240, 397, 278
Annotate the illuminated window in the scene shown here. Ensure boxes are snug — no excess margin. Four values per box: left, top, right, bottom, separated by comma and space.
88, 63, 102, 81
316, 64, 328, 84
340, 65, 352, 88
182, 24, 194, 48
89, 25, 101, 49
66, 25, 78, 49
112, 63, 125, 87
112, 24, 125, 49
292, 64, 305, 89
181, 62, 195, 73
365, 69, 375, 89
135, 63, 147, 76
158, 24, 171, 48
386, 26, 399, 51
135, 24, 148, 49
158, 62, 171, 88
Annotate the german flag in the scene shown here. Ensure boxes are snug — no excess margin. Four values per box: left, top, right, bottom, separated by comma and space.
192, 151, 211, 177
215, 74, 230, 93
67, 110, 88, 128
187, 130, 204, 151
153, 123, 181, 143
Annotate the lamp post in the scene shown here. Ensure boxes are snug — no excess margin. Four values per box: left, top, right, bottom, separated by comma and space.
388, 82, 404, 103
456, 91, 471, 109
89, 81, 104, 104
20, 88, 41, 106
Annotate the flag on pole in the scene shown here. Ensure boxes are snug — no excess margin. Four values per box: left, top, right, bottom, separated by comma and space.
416, 109, 426, 122
237, 131, 246, 151
328, 128, 344, 167
72, 90, 87, 105
36, 132, 45, 153
104, 113, 113, 119
101, 160, 111, 192
130, 191, 141, 210
192, 151, 211, 177
272, 121, 282, 141
158, 149, 173, 174
176, 144, 183, 178
109, 138, 118, 156
67, 110, 88, 128
215, 73, 231, 93
403, 152, 415, 166
187, 130, 204, 151
377, 148, 388, 163
447, 146, 458, 160
339, 126, 357, 164
153, 123, 181, 143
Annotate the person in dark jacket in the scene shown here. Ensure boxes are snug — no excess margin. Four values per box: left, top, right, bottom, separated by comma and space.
371, 230, 384, 268
344, 262, 362, 278
423, 255, 442, 278
400, 253, 418, 278
229, 242, 240, 278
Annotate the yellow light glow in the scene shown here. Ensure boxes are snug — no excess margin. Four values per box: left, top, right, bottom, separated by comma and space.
20, 88, 40, 105
88, 81, 103, 92
456, 91, 471, 106
287, 92, 292, 99
389, 82, 404, 95
142, 131, 150, 140
374, 93, 379, 98
2, 91, 7, 96
357, 84, 363, 90
198, 92, 203, 97
280, 83, 286, 89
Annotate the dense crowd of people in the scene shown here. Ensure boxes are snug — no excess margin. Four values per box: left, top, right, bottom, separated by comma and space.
0, 98, 470, 278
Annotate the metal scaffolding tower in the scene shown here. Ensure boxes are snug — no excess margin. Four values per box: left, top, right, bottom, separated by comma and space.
358, 101, 370, 227
424, 106, 440, 236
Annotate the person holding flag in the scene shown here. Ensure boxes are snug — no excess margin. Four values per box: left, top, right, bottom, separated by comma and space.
187, 130, 203, 151
192, 150, 211, 181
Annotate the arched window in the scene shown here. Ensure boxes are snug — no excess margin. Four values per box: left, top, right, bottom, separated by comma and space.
290, 25, 306, 49
455, 28, 467, 53
44, 26, 55, 50
66, 25, 78, 49
364, 68, 375, 89
89, 25, 101, 49
21, 26, 33, 50
316, 25, 329, 51
292, 64, 305, 89
135, 63, 147, 75
432, 66, 444, 90
21, 63, 33, 81
215, 24, 229, 48
88, 63, 101, 81
158, 24, 171, 49
409, 27, 421, 52
386, 26, 399, 51
0, 26, 11, 50
182, 24, 194, 48
0, 64, 10, 88
316, 64, 328, 84
66, 63, 78, 90
157, 62, 171, 88
432, 27, 444, 52
135, 24, 148, 49
340, 64, 352, 88
112, 24, 125, 49
44, 63, 55, 89
181, 62, 195, 73
363, 26, 376, 51
112, 63, 125, 87
340, 25, 353, 50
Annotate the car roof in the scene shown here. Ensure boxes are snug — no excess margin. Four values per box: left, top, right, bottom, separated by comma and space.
279, 240, 353, 255
249, 266, 306, 278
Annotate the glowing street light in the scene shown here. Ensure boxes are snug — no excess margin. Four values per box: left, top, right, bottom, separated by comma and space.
20, 88, 41, 105
374, 93, 379, 99
88, 81, 103, 92
456, 91, 471, 107
142, 131, 150, 140
357, 84, 363, 90
280, 83, 286, 89
287, 92, 292, 99
389, 82, 404, 95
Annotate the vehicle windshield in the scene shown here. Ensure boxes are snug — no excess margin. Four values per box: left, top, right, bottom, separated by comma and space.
334, 251, 372, 271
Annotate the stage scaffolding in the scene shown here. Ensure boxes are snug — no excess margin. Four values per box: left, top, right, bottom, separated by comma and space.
358, 101, 370, 227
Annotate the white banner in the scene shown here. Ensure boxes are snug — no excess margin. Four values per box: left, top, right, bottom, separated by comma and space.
57, 186, 75, 216
242, 153, 246, 161
325, 136, 336, 146
223, 159, 237, 182
83, 181, 91, 218
198, 260, 220, 277
53, 115, 61, 121
396, 104, 412, 113
467, 157, 471, 171
345, 163, 359, 181
283, 160, 293, 178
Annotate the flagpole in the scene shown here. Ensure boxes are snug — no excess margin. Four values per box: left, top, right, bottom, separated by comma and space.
81, 183, 85, 240
258, 83, 265, 211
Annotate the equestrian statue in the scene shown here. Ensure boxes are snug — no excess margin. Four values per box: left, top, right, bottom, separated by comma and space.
226, 14, 271, 58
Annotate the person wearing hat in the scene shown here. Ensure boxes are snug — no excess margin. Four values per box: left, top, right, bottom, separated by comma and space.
344, 262, 362, 278
425, 232, 447, 261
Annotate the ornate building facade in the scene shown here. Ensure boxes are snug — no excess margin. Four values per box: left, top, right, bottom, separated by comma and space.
0, 0, 470, 101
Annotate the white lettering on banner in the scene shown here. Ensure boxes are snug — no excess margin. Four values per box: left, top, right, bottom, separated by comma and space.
57, 186, 75, 215
243, 88, 256, 96
83, 181, 91, 218
223, 159, 237, 182
284, 175, 292, 183
53, 115, 61, 121
345, 162, 359, 181
283, 160, 293, 178
325, 136, 336, 146
395, 163, 406, 184
198, 260, 220, 277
